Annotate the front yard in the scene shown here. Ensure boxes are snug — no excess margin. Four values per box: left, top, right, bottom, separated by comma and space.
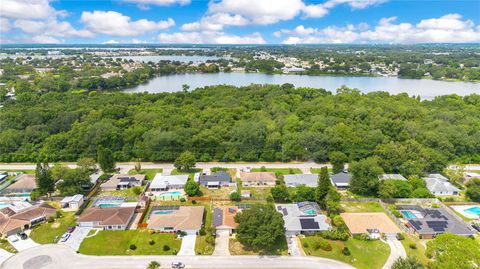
79, 230, 181, 255
229, 237, 288, 255
0, 239, 17, 253
30, 211, 76, 244
400, 234, 429, 265
301, 236, 390, 269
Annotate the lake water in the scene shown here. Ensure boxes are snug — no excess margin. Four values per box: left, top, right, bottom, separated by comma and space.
126, 72, 479, 99
107, 55, 224, 62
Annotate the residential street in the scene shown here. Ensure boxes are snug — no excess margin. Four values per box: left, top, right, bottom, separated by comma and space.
2, 244, 355, 269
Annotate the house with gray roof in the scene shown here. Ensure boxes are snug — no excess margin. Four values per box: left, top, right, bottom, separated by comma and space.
275, 202, 330, 235
379, 174, 407, 181
284, 174, 318, 188
423, 174, 459, 196
331, 171, 352, 188
199, 171, 232, 188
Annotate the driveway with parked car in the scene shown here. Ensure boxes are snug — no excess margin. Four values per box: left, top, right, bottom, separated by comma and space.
58, 227, 92, 251
7, 232, 39, 252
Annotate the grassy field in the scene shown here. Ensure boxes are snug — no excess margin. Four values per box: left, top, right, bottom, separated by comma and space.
128, 169, 163, 180
30, 212, 76, 244
301, 236, 390, 269
0, 239, 17, 253
171, 168, 202, 180
400, 234, 429, 265
97, 186, 143, 200
229, 237, 288, 255
240, 187, 272, 200
340, 201, 385, 213
79, 230, 181, 255
251, 168, 302, 177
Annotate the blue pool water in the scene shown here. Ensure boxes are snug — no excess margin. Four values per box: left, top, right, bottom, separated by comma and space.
98, 203, 121, 208
401, 210, 417, 219
153, 210, 174, 215
464, 206, 480, 216
304, 209, 317, 215
158, 191, 182, 197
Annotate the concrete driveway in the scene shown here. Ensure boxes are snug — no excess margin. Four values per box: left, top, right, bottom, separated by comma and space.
8, 236, 39, 252
1, 244, 356, 269
213, 230, 229, 256
286, 235, 301, 256
382, 238, 406, 269
177, 234, 196, 256
58, 227, 92, 251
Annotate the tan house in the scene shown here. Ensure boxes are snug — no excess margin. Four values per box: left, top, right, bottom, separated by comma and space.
213, 206, 238, 234
2, 174, 37, 197
0, 202, 56, 236
239, 172, 276, 187
341, 213, 401, 238
147, 206, 204, 234
100, 174, 145, 191
78, 206, 136, 230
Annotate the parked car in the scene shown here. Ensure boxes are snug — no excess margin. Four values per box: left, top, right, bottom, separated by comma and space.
472, 224, 480, 232
60, 233, 70, 242
18, 232, 28, 240
67, 226, 76, 233
171, 262, 185, 268
7, 235, 18, 243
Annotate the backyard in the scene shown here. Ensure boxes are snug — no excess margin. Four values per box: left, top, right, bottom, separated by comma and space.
128, 169, 163, 180
97, 186, 144, 200
301, 236, 390, 269
251, 168, 302, 177
79, 230, 181, 255
171, 168, 202, 180
30, 211, 76, 244
340, 201, 385, 213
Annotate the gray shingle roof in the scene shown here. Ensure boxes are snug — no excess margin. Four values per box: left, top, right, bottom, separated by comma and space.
331, 172, 352, 186
284, 174, 318, 187
199, 171, 231, 184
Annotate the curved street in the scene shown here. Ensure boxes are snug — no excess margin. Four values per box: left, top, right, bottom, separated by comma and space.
2, 244, 355, 269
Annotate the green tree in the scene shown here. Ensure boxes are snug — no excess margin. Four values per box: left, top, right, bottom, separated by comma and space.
35, 162, 54, 196
392, 257, 423, 269
57, 168, 92, 195
316, 167, 331, 208
378, 180, 413, 199
174, 151, 196, 172
77, 157, 97, 173
97, 147, 115, 172
229, 191, 241, 201
411, 188, 434, 198
326, 187, 341, 215
270, 184, 290, 202
350, 157, 384, 195
465, 179, 480, 202
426, 233, 480, 269
184, 178, 200, 196
235, 204, 285, 251
293, 185, 315, 202
329, 151, 347, 174
147, 261, 160, 269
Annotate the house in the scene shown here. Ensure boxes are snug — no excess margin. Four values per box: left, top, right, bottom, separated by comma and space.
149, 174, 189, 192
461, 172, 480, 184
397, 205, 475, 239
147, 206, 204, 234
60, 194, 84, 210
240, 190, 251, 199
239, 172, 276, 187
2, 174, 37, 198
78, 206, 136, 230
100, 174, 145, 191
379, 174, 407, 181
0, 202, 56, 236
331, 171, 352, 188
423, 174, 459, 196
213, 206, 238, 234
341, 212, 401, 237
276, 202, 330, 235
199, 171, 232, 188
284, 174, 318, 188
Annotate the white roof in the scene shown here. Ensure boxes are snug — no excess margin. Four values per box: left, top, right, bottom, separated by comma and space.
275, 203, 330, 233
61, 194, 84, 203
150, 174, 189, 189
424, 177, 459, 194
284, 174, 318, 187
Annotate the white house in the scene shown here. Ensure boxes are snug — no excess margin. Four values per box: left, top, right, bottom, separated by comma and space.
423, 174, 460, 196
149, 174, 189, 192
60, 194, 84, 210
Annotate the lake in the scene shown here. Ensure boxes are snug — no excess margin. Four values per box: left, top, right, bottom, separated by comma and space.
126, 72, 479, 99
106, 55, 225, 62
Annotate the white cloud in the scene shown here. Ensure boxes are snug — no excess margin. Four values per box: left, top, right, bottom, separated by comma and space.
30, 35, 62, 44
303, 0, 385, 18
0, 0, 56, 19
14, 19, 94, 38
102, 40, 119, 44
81, 11, 174, 37
1, 18, 11, 32
158, 31, 265, 44
182, 13, 248, 31
123, 0, 190, 6
278, 14, 480, 44
102, 39, 147, 44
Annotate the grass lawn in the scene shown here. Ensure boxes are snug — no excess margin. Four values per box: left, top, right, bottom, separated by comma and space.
229, 237, 288, 255
1, 169, 36, 174
128, 169, 163, 181
79, 230, 181, 255
251, 168, 301, 177
171, 168, 202, 180
97, 186, 143, 200
195, 202, 215, 255
30, 212, 76, 244
340, 201, 385, 213
200, 186, 235, 200
400, 234, 429, 265
240, 187, 272, 201
301, 236, 390, 269
0, 239, 17, 253
310, 168, 332, 174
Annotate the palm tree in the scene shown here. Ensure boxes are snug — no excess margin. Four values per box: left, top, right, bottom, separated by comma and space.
147, 261, 160, 269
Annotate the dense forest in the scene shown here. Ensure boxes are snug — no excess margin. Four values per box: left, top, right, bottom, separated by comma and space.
1, 85, 479, 175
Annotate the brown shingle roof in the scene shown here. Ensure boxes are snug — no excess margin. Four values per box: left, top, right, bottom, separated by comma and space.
214, 206, 238, 229
239, 172, 276, 182
78, 207, 136, 226
100, 174, 145, 189
12, 203, 56, 221
148, 206, 204, 231
5, 174, 37, 191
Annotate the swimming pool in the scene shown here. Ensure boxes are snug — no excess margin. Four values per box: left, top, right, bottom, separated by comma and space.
464, 206, 480, 216
158, 191, 182, 197
400, 210, 417, 219
98, 203, 121, 208
304, 209, 317, 215
153, 210, 174, 215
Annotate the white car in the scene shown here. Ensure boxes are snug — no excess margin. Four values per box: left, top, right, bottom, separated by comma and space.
60, 233, 70, 242
7, 235, 18, 243
171, 262, 185, 268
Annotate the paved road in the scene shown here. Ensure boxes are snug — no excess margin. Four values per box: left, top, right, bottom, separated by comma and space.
2, 244, 355, 269
382, 239, 406, 269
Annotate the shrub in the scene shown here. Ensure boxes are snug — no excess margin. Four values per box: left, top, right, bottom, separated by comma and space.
353, 233, 370, 241
318, 239, 332, 251
55, 210, 63, 219
260, 166, 267, 172
192, 200, 197, 204
229, 191, 241, 201
409, 243, 417, 249
397, 233, 405, 240
312, 241, 321, 250
391, 209, 402, 218
342, 247, 351, 256
162, 245, 170, 251
431, 203, 440, 208
319, 228, 349, 241
266, 195, 274, 203
199, 228, 206, 236
303, 242, 309, 248
132, 186, 142, 195
179, 197, 186, 202
147, 261, 160, 269
129, 244, 137, 250
47, 216, 55, 223
149, 239, 155, 245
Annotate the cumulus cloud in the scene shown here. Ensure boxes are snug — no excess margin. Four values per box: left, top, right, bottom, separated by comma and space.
102, 39, 147, 44
158, 31, 265, 44
14, 19, 94, 38
277, 14, 480, 44
0, 0, 57, 19
181, 13, 248, 31
81, 11, 174, 37
123, 0, 190, 6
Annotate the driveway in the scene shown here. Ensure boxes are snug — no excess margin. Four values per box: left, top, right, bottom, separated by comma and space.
286, 235, 301, 256
8, 236, 39, 252
177, 234, 196, 256
58, 227, 92, 251
382, 238, 406, 269
213, 230, 230, 256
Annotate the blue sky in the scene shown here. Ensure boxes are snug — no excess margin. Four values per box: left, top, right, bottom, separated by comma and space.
1, 0, 479, 44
